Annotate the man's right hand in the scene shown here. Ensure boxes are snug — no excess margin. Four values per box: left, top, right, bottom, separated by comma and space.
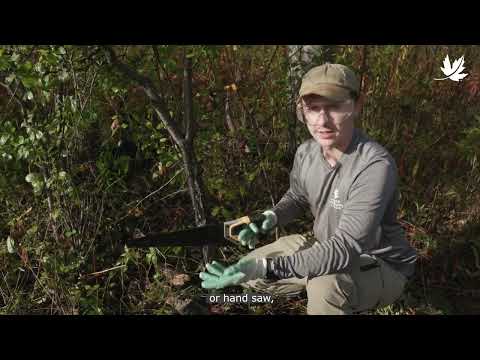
238, 210, 278, 249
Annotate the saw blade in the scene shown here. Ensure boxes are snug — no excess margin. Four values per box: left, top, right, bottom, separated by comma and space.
125, 224, 226, 248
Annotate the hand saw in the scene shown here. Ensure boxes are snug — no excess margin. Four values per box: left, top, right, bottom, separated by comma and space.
125, 213, 268, 248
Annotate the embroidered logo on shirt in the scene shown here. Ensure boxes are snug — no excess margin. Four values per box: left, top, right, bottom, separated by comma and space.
329, 188, 344, 210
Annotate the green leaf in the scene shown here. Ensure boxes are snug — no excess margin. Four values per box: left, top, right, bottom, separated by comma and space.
58, 69, 68, 81
221, 208, 231, 218
172, 246, 184, 256
25, 173, 36, 183
51, 209, 61, 220
211, 206, 221, 217
32, 182, 44, 194
10, 53, 19, 63
239, 186, 247, 198
0, 57, 9, 71
65, 229, 77, 238
0, 134, 9, 145
34, 62, 43, 74
247, 171, 257, 182
22, 77, 37, 89
6, 236, 15, 254
26, 91, 33, 100
26, 225, 39, 237
146, 250, 157, 266
412, 160, 420, 179
17, 147, 26, 159
5, 73, 15, 84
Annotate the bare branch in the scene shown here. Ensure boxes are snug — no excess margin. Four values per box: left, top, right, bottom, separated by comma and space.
103, 46, 185, 145
134, 167, 185, 208
0, 81, 25, 117
151, 45, 176, 95
183, 55, 194, 143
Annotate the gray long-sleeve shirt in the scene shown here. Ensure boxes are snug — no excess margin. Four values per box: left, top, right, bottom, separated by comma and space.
270, 128, 417, 279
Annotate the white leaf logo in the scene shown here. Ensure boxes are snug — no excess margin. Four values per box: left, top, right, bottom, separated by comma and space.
434, 55, 468, 82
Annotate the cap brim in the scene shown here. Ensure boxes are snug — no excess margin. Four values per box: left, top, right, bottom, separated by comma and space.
299, 84, 352, 102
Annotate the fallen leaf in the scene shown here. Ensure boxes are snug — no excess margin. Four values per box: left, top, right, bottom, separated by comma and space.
165, 296, 177, 306
111, 117, 120, 132
6, 236, 15, 254
19, 247, 29, 266
132, 228, 145, 239
128, 208, 144, 218
224, 83, 238, 93
209, 305, 225, 315
170, 273, 191, 286
165, 296, 192, 313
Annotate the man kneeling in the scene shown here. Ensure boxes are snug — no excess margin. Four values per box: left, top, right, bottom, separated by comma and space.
200, 63, 417, 315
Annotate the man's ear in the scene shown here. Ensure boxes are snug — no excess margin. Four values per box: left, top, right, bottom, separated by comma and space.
296, 100, 305, 123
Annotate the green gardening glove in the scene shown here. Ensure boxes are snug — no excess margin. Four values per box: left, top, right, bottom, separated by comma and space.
199, 258, 267, 290
239, 210, 278, 249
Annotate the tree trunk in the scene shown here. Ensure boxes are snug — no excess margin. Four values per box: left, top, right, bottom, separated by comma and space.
104, 46, 213, 265
180, 143, 205, 226
182, 55, 214, 264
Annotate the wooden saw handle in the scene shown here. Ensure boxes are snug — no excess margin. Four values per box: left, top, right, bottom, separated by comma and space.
227, 213, 267, 242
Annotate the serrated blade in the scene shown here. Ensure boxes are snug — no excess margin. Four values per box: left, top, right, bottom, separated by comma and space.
125, 224, 226, 248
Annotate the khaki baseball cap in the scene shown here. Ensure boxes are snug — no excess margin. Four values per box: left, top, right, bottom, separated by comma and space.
298, 63, 360, 103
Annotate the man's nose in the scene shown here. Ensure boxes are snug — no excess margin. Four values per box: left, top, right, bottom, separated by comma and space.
313, 109, 329, 124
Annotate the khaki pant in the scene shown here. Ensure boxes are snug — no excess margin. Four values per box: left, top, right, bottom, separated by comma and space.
241, 234, 408, 315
